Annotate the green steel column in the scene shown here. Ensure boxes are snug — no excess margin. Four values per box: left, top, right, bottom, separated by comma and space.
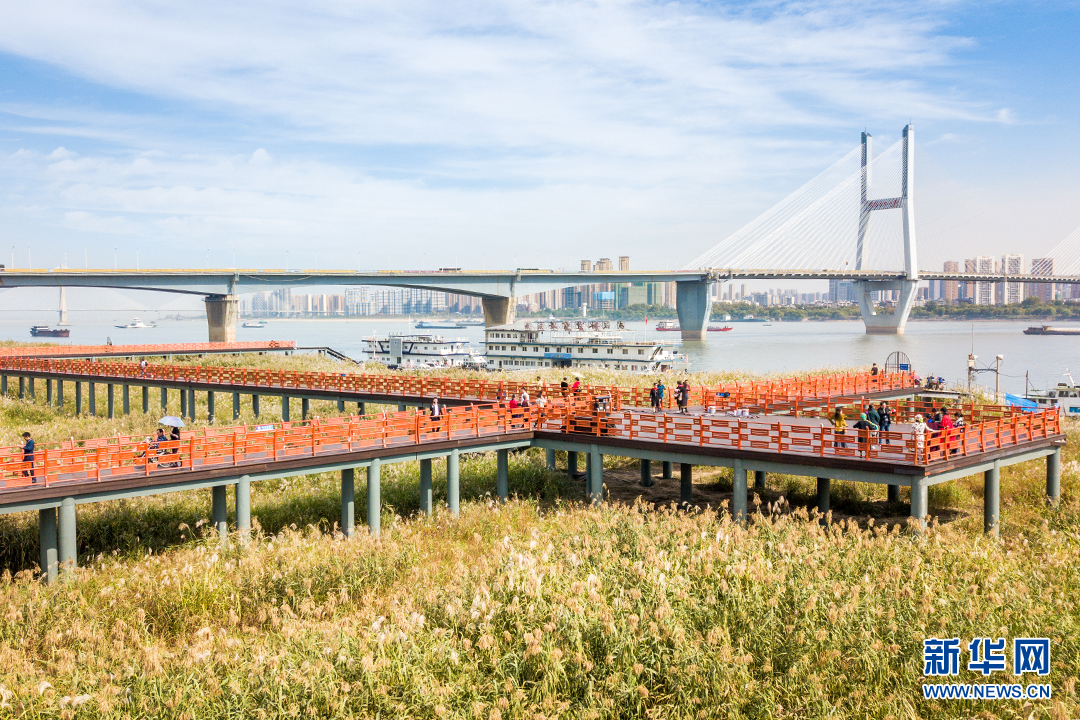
235, 475, 251, 547
398, 403, 407, 412
160, 387, 168, 412
188, 387, 196, 420
58, 497, 77, 575
585, 452, 591, 480
910, 479, 927, 529
662, 461, 673, 479
368, 459, 381, 536
887, 484, 901, 503
1047, 448, 1061, 507
180, 387, 187, 418
447, 449, 460, 515
207, 391, 216, 425
142, 386, 149, 414
754, 470, 766, 493
46, 378, 53, 407
358, 401, 365, 415
122, 384, 130, 415
28, 377, 35, 401
18, 376, 25, 399
337, 399, 346, 413
56, 379, 63, 408
817, 477, 831, 523
252, 394, 260, 418
107, 384, 115, 419
75, 382, 82, 415
567, 451, 579, 478
732, 463, 747, 522
341, 468, 355, 538
640, 459, 653, 487
233, 392, 241, 420
497, 449, 509, 501
588, 446, 603, 504
281, 396, 290, 422
419, 459, 432, 514
88, 382, 96, 416
302, 398, 310, 420
680, 463, 693, 506
39, 508, 58, 584
984, 463, 1000, 537
212, 485, 228, 546
0, 375, 6, 396
545, 448, 556, 471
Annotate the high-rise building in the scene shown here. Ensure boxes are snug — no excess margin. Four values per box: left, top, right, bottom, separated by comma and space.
1000, 254, 1024, 304
618, 256, 630, 272
973, 256, 996, 305
942, 261, 959, 304
1030, 257, 1055, 302
580, 260, 592, 273
828, 278, 856, 304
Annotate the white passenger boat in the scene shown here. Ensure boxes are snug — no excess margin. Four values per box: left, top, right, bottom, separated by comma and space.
363, 333, 480, 368
1025, 370, 1080, 416
484, 321, 689, 372
115, 317, 154, 329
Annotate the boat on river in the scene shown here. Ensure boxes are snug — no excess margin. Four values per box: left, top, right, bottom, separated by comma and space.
1023, 325, 1080, 336
30, 325, 70, 338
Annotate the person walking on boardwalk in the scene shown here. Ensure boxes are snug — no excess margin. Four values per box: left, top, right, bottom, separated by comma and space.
879, 402, 892, 444
677, 381, 689, 414
649, 382, 658, 412
657, 381, 666, 411
911, 414, 928, 456
430, 397, 442, 418
21, 432, 36, 482
870, 363, 879, 376
831, 408, 847, 448
560, 378, 569, 396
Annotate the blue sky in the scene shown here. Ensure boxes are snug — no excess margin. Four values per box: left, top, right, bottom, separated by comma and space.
0, 0, 1077, 274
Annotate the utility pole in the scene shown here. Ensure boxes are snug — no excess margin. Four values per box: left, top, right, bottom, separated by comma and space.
995, 355, 1003, 400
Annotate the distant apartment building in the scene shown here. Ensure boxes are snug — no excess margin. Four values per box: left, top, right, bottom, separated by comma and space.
829, 278, 856, 304
973, 256, 997, 305
1029, 257, 1056, 302
998, 254, 1024, 305
942, 260, 959, 303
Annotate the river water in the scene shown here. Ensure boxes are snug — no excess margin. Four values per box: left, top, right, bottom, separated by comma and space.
1, 313, 1076, 395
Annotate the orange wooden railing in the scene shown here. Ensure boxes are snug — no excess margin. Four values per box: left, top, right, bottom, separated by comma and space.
0, 401, 1060, 492
0, 341, 296, 359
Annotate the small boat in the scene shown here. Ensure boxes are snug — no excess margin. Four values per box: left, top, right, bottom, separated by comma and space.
115, 317, 154, 329
1023, 325, 1080, 336
763, 322, 773, 327
415, 320, 466, 329
242, 320, 267, 328
30, 325, 70, 338
708, 326, 733, 332
655, 320, 680, 331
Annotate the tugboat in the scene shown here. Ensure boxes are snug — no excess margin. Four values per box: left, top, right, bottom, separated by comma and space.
30, 325, 70, 338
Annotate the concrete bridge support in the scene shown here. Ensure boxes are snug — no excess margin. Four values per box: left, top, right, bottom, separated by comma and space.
419, 459, 433, 514
854, 279, 919, 334
368, 459, 381, 536
212, 485, 228, 546
235, 475, 251, 547
75, 382, 82, 415
59, 497, 76, 575
39, 508, 58, 584
497, 449, 509, 501
754, 470, 766, 493
662, 461, 673, 479
88, 382, 96, 416
887, 484, 900, 504
640, 459, 653, 487
56, 380, 63, 408
588, 447, 603, 504
910, 479, 927, 529
732, 463, 747, 521
675, 281, 712, 341
205, 294, 239, 343
341, 468, 355, 538
482, 296, 515, 328
1047, 448, 1061, 506
253, 394, 260, 418
567, 451, 579, 478
160, 387, 168, 412
208, 391, 216, 424
107, 384, 115, 418
985, 462, 1000, 537
46, 379, 53, 407
447, 449, 460, 514
122, 384, 130, 415
143, 386, 150, 414
680, 463, 693, 505
817, 477, 830, 524
233, 393, 241, 421
545, 448, 556, 471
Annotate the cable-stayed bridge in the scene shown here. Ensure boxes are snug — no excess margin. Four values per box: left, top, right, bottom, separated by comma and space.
2, 126, 1078, 340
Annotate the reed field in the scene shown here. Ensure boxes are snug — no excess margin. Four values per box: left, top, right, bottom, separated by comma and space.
0, 355, 1076, 718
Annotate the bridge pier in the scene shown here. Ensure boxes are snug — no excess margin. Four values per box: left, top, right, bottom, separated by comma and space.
56, 380, 63, 408
337, 399, 346, 413
75, 382, 82, 415
854, 279, 919, 334
0, 375, 6, 396
675, 280, 712, 341
419, 459, 432, 514
588, 446, 603, 504
28, 377, 35, 401
887, 484, 901, 504
281, 396, 290, 422
357, 401, 365, 415
88, 382, 96, 416
180, 388, 187, 418
497, 449, 509, 501
18, 376, 25, 400
39, 508, 58, 584
368, 459, 381, 536
910, 478, 927, 529
545, 448, 556, 471
341, 468, 355, 538
482, 296, 515, 328
302, 398, 310, 420
160, 387, 167, 412
46, 379, 53, 407
567, 450, 579, 478
188, 388, 196, 421
205, 294, 239, 343
447, 449, 460, 514
662, 461, 673, 479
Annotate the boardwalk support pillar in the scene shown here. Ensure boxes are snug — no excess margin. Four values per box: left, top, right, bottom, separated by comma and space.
482, 296, 515, 328
142, 386, 149, 413
341, 468, 355, 538
58, 497, 76, 575
18, 376, 25, 400
253, 394, 260, 418
0, 375, 6, 396
188, 388, 196, 421
180, 389, 187, 419
46, 379, 53, 407
368, 459, 381, 536
57, 380, 63, 408
754, 470, 766, 493
732, 462, 747, 522
1047, 448, 1061, 507
817, 477, 831, 524
567, 451, 578, 478
588, 446, 603, 504
887, 484, 900, 503
39, 508, 58, 584
207, 391, 216, 424
419, 459, 432, 515
910, 478, 927, 529
235, 475, 251, 547
497, 449, 509, 501
205, 294, 239, 343
28, 377, 35, 401
640, 459, 653, 487
337, 399, 346, 413
233, 393, 241, 421
88, 382, 96, 416
212, 485, 228, 547
680, 463, 693, 506
122, 384, 130, 415
545, 448, 556, 471
662, 461, 673, 479
75, 382, 82, 415
281, 396, 290, 422
447, 449, 460, 515
160, 387, 167, 412
302, 398, 310, 420
985, 462, 1000, 537
675, 280, 712, 341
107, 384, 115, 418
